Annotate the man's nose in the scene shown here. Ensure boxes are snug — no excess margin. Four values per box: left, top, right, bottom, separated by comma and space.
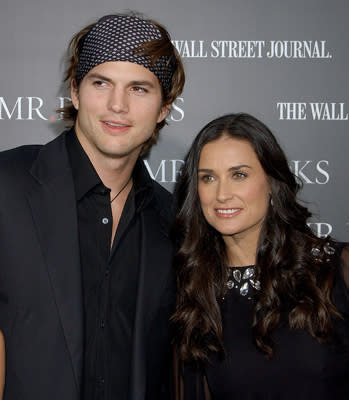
108, 88, 129, 113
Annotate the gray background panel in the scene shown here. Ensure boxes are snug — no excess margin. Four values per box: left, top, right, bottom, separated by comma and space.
0, 0, 348, 240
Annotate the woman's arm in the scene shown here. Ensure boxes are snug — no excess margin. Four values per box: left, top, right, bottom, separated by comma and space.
0, 330, 4, 400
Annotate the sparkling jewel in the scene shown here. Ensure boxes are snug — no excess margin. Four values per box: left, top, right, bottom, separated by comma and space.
311, 247, 321, 257
311, 243, 336, 259
240, 282, 249, 296
243, 267, 254, 280
250, 279, 261, 291
233, 270, 241, 283
227, 280, 234, 289
324, 242, 335, 255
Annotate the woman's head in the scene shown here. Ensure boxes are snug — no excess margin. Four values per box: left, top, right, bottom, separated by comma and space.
198, 134, 271, 252
178, 113, 301, 246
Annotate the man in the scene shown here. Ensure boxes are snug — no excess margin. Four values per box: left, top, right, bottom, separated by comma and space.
0, 12, 185, 400
0, 331, 3, 399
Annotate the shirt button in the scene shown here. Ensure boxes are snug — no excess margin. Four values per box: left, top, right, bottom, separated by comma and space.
102, 217, 109, 224
97, 376, 105, 386
100, 320, 105, 328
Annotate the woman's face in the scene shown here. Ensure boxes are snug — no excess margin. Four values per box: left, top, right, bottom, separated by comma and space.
197, 135, 271, 246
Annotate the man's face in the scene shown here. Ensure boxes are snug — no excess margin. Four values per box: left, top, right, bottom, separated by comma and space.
71, 61, 170, 164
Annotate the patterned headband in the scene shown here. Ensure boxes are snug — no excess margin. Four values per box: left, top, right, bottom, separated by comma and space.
76, 14, 176, 93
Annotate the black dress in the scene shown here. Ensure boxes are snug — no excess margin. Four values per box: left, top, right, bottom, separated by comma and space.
182, 244, 349, 399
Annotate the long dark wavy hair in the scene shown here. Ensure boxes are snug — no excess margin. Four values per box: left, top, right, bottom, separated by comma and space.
172, 113, 340, 361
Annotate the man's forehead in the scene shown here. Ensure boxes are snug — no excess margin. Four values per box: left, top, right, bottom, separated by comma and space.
76, 14, 175, 93
85, 61, 161, 87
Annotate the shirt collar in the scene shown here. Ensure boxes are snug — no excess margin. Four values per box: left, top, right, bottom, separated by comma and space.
132, 158, 154, 212
65, 128, 154, 209
66, 128, 105, 201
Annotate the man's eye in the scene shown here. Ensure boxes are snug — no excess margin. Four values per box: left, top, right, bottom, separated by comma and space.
132, 86, 147, 93
93, 80, 107, 87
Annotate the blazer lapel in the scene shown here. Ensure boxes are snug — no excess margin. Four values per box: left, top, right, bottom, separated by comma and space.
129, 205, 174, 400
27, 133, 83, 390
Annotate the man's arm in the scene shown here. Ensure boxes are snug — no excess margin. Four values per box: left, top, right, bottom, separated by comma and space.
0, 330, 5, 399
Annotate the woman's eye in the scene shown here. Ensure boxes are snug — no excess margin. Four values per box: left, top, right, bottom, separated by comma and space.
233, 172, 247, 179
200, 175, 214, 183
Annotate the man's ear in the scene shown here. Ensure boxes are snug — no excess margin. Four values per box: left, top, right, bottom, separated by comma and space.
157, 103, 171, 123
70, 80, 79, 110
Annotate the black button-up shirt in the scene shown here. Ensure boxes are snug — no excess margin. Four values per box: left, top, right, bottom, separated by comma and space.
66, 130, 153, 400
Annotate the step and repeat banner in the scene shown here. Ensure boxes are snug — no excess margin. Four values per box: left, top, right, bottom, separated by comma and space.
0, 0, 348, 240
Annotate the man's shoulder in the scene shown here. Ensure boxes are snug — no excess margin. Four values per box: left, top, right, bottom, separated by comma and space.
0, 132, 70, 179
0, 144, 42, 157
145, 180, 174, 227
0, 144, 43, 173
151, 180, 173, 206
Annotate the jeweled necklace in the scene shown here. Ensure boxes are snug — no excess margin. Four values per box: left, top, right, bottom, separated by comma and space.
110, 176, 132, 204
226, 265, 261, 297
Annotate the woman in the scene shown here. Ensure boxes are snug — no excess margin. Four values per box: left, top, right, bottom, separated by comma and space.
172, 113, 349, 399
0, 331, 4, 399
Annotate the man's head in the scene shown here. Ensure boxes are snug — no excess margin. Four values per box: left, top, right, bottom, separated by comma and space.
61, 12, 185, 155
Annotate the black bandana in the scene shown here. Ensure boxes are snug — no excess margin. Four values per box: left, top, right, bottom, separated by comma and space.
76, 14, 176, 93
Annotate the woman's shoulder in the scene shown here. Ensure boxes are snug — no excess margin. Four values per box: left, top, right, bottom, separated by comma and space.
333, 241, 349, 253
333, 241, 349, 281
331, 241, 349, 314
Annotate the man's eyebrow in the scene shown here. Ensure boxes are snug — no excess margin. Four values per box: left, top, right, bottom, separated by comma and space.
85, 74, 156, 88
85, 73, 113, 82
128, 80, 156, 88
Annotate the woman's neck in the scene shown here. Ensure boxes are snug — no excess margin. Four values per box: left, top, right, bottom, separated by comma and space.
223, 234, 258, 267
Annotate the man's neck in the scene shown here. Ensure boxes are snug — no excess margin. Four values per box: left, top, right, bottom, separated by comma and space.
74, 129, 140, 194
91, 154, 138, 197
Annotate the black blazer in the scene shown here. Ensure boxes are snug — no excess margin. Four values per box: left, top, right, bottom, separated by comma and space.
0, 132, 175, 400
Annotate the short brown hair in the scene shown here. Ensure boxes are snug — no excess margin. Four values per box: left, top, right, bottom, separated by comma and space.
58, 12, 185, 154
